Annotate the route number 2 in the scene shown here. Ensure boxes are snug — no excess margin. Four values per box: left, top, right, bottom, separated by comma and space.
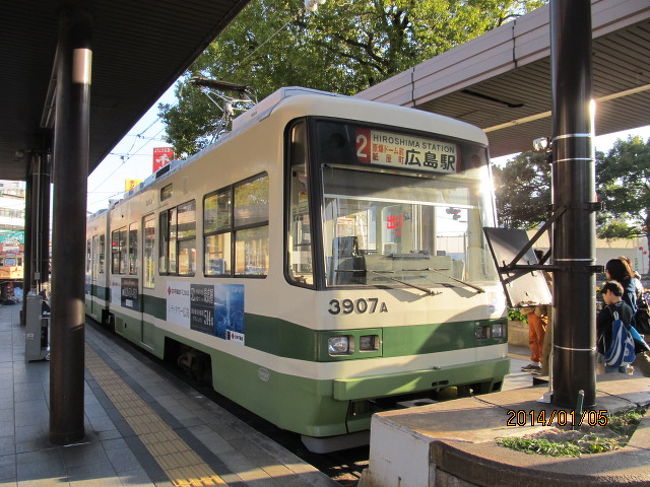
355, 128, 371, 163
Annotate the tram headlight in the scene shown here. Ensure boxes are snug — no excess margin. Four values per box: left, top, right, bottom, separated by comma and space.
360, 335, 380, 351
328, 336, 352, 355
491, 324, 505, 339
475, 323, 506, 339
475, 325, 489, 339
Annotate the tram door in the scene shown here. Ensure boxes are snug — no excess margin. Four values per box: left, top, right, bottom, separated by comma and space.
141, 214, 156, 348
90, 235, 99, 316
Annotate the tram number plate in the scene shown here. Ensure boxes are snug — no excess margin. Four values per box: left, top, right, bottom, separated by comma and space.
328, 298, 388, 315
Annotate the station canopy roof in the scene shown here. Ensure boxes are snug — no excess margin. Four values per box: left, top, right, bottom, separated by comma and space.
357, 0, 650, 157
0, 0, 250, 181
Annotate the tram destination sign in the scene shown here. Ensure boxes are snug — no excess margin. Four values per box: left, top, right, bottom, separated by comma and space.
355, 128, 458, 173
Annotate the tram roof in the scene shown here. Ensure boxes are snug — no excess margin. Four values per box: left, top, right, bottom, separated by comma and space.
356, 0, 650, 157
0, 0, 250, 181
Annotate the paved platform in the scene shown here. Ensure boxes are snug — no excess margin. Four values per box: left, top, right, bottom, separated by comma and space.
0, 303, 337, 487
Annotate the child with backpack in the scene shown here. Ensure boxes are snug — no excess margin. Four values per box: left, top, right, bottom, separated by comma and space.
597, 281, 636, 374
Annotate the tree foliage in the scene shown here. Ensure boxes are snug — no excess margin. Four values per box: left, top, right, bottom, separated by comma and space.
494, 137, 650, 269
159, 0, 547, 156
596, 136, 650, 246
493, 151, 551, 229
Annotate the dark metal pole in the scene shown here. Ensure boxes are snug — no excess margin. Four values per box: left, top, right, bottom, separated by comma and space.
21, 159, 34, 325
39, 153, 51, 287
50, 8, 92, 445
550, 0, 597, 408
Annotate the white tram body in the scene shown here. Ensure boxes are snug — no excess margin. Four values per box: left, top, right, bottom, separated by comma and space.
85, 87, 509, 442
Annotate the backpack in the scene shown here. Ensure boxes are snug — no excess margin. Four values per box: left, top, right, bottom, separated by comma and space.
604, 310, 636, 367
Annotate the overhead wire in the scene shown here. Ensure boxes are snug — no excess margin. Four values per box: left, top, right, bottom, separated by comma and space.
88, 125, 165, 194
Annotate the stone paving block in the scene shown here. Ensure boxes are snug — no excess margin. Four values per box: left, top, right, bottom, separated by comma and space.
0, 435, 16, 457
14, 407, 48, 429
66, 461, 123, 487
0, 420, 14, 438
16, 449, 66, 481
104, 442, 143, 474
0, 453, 16, 482
88, 414, 117, 433
14, 424, 49, 454
17, 479, 70, 487
13, 387, 46, 404
186, 426, 234, 457
117, 467, 156, 487
61, 441, 112, 470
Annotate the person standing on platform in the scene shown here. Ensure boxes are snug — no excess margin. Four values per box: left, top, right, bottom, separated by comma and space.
521, 306, 547, 373
619, 255, 644, 300
605, 258, 638, 313
597, 280, 635, 374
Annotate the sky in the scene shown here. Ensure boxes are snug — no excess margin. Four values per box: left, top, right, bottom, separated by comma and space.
85, 86, 650, 213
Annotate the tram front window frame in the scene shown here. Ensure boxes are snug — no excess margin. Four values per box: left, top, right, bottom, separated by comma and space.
287, 118, 499, 291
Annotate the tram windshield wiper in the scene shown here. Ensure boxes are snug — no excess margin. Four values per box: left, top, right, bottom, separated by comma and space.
335, 269, 440, 296
366, 270, 440, 296
400, 267, 485, 293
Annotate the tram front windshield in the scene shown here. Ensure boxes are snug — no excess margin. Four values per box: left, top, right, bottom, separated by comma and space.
317, 124, 498, 289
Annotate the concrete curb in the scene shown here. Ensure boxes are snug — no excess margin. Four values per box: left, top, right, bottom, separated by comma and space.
431, 408, 650, 486
360, 376, 650, 487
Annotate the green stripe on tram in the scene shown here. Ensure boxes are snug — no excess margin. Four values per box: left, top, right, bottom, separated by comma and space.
108, 308, 509, 437
91, 284, 110, 300
115, 293, 506, 362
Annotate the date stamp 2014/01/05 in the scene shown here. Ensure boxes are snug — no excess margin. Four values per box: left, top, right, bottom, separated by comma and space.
506, 409, 609, 427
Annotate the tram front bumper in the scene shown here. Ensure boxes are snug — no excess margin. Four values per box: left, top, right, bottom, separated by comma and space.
332, 357, 510, 401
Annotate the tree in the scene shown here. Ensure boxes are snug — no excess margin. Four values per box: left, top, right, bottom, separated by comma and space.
159, 0, 547, 156
596, 136, 650, 269
493, 151, 551, 228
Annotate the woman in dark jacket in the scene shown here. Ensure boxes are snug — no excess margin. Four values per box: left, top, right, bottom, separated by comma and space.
605, 258, 637, 313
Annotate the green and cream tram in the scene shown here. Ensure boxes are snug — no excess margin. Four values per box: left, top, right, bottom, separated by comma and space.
85, 87, 509, 449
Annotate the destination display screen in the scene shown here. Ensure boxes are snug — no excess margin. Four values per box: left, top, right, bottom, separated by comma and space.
315, 121, 465, 174
354, 128, 458, 174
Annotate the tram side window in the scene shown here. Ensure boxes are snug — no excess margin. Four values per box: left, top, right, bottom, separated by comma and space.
203, 173, 269, 277
159, 212, 169, 274
169, 207, 178, 274
159, 201, 195, 276
143, 215, 155, 288
99, 234, 105, 274
234, 174, 269, 276
119, 228, 128, 274
128, 223, 138, 275
92, 235, 101, 278
204, 188, 232, 276
111, 230, 119, 273
86, 239, 91, 273
111, 227, 127, 274
286, 120, 314, 286
177, 200, 196, 276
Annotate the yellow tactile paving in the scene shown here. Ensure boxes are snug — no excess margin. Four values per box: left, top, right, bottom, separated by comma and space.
85, 345, 227, 486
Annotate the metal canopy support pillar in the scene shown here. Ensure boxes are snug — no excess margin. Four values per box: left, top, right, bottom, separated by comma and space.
22, 162, 34, 325
38, 153, 51, 288
550, 0, 596, 408
28, 153, 51, 291
50, 8, 92, 445
21, 151, 51, 325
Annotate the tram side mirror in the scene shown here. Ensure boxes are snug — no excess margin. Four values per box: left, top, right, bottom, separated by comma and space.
483, 227, 552, 308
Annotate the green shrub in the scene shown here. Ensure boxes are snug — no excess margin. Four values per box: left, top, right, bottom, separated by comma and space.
508, 308, 527, 322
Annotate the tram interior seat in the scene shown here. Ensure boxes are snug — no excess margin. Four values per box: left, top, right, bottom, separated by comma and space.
332, 236, 366, 284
